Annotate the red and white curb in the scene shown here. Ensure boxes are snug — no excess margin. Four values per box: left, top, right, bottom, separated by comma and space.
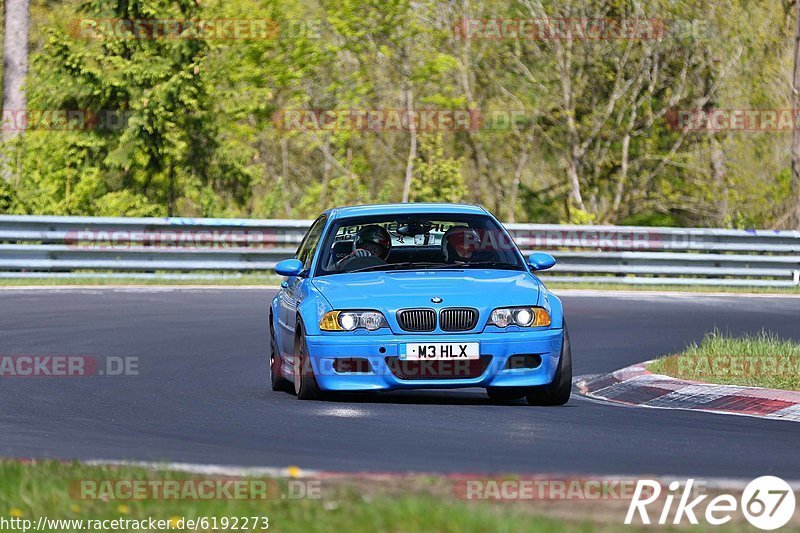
82, 460, 312, 478
576, 363, 800, 422
37, 460, 800, 490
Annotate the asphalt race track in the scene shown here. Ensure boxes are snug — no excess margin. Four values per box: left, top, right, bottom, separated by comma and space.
1, 288, 798, 478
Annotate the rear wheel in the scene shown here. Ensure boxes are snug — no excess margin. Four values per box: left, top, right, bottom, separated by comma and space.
486, 388, 525, 403
269, 318, 292, 393
294, 324, 324, 400
525, 324, 572, 406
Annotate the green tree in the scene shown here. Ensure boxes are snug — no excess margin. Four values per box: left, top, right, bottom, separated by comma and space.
410, 133, 466, 203
17, 0, 249, 216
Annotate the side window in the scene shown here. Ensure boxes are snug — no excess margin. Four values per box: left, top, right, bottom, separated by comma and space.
295, 216, 326, 270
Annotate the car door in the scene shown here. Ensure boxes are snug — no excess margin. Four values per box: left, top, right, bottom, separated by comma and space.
278, 215, 326, 358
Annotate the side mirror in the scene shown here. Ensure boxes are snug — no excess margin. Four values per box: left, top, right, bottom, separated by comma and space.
274, 258, 305, 277
527, 252, 556, 271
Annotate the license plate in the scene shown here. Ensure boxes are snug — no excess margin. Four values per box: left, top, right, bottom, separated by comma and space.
401, 342, 480, 360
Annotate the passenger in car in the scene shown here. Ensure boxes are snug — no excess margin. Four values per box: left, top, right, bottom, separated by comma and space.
441, 226, 480, 264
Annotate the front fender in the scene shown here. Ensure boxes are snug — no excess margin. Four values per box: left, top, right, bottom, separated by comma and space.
270, 294, 280, 325
538, 287, 564, 330
296, 283, 333, 336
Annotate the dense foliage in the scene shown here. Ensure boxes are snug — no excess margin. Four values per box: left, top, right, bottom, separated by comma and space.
0, 0, 796, 226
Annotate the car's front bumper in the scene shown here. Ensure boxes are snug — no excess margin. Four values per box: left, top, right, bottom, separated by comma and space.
304, 328, 564, 391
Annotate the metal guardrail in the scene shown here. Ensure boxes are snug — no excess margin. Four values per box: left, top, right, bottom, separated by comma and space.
0, 215, 798, 287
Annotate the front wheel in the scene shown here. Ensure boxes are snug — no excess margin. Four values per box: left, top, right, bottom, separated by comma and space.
269, 319, 292, 393
525, 324, 572, 406
294, 324, 324, 400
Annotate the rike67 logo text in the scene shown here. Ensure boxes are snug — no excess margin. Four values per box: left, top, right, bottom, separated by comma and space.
626, 477, 795, 530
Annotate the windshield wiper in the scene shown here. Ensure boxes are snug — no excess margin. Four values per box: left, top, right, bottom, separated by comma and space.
453, 261, 522, 270
346, 261, 456, 273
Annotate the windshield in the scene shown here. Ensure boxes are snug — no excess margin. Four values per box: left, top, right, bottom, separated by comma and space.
315, 213, 525, 275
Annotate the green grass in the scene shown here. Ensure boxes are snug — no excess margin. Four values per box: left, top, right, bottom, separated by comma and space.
648, 330, 800, 390
0, 461, 777, 531
0, 461, 612, 533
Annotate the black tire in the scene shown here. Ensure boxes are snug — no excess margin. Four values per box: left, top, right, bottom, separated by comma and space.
269, 317, 292, 393
486, 388, 526, 403
294, 324, 324, 400
525, 324, 572, 406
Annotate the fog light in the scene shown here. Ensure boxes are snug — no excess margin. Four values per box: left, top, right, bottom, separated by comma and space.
505, 354, 542, 370
333, 358, 372, 373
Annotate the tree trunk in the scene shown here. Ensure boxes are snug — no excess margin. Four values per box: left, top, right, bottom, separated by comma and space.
509, 140, 530, 224
791, 0, 800, 228
1, 0, 31, 181
401, 83, 416, 203
566, 147, 585, 213
709, 136, 728, 226
167, 165, 175, 217
280, 138, 291, 216
320, 135, 331, 206
611, 132, 631, 217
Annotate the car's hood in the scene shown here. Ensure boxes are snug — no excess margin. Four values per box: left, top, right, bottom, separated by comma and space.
312, 269, 541, 311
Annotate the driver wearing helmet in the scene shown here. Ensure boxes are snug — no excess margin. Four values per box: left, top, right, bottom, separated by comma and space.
441, 226, 481, 263
334, 224, 392, 271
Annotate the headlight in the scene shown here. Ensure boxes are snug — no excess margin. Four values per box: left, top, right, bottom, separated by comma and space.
320, 310, 388, 331
489, 306, 550, 328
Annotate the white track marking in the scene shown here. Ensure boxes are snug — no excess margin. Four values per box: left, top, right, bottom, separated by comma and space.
84, 460, 316, 478
80, 459, 800, 489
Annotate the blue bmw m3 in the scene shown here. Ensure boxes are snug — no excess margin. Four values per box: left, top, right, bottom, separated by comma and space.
269, 203, 571, 405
